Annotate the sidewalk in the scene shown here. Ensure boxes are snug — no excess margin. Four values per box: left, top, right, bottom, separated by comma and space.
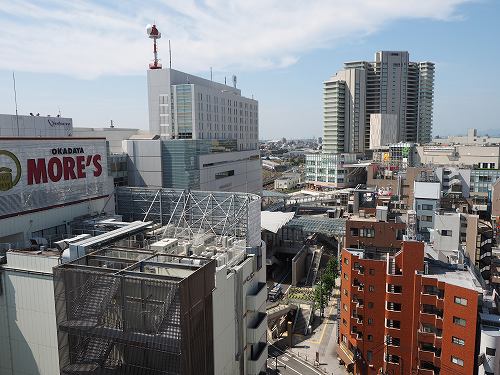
274, 291, 349, 375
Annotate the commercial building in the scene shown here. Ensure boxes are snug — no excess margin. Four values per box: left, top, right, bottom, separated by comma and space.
433, 128, 500, 146
147, 68, 258, 152
413, 173, 441, 241
1, 187, 267, 375
323, 51, 435, 154
124, 138, 261, 194
338, 241, 482, 375
305, 153, 366, 189
274, 172, 302, 191
417, 144, 500, 169
0, 136, 115, 246
0, 113, 72, 137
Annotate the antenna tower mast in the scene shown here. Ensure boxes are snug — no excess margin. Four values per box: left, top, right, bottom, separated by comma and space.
146, 24, 162, 69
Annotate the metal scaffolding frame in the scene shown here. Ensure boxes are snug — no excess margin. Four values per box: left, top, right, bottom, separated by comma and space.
115, 187, 261, 247
54, 247, 216, 375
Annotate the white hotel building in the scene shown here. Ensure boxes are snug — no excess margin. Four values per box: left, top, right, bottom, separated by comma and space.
125, 68, 262, 194
148, 68, 258, 151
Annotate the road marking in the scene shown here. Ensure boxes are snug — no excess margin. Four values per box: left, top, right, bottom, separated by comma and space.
270, 344, 324, 375
277, 359, 301, 374
307, 302, 336, 344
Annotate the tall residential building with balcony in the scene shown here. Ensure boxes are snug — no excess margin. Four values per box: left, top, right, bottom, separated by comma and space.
323, 51, 435, 154
338, 241, 482, 375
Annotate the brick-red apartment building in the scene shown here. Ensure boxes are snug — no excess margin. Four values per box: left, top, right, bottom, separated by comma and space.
338, 241, 482, 375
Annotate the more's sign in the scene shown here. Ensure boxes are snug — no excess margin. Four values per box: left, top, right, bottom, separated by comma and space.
0, 138, 109, 217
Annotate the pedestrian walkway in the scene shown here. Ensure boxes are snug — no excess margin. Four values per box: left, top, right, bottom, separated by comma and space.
274, 286, 349, 374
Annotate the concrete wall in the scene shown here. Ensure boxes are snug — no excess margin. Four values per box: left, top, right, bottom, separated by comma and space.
369, 113, 398, 149
199, 150, 262, 194
73, 127, 143, 154
123, 139, 163, 187
291, 247, 307, 286
431, 213, 461, 251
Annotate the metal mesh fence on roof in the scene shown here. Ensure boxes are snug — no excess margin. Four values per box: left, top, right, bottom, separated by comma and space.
286, 217, 346, 237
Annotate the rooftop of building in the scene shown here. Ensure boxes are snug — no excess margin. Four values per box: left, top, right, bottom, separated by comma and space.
57, 247, 213, 282
424, 261, 483, 292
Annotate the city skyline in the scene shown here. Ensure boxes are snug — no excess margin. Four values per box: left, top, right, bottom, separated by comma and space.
0, 0, 499, 139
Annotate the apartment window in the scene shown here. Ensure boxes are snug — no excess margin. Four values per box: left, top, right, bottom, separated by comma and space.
343, 303, 348, 312
422, 204, 433, 210
368, 318, 374, 325
344, 273, 348, 280
349, 228, 359, 237
342, 334, 347, 344
452, 336, 465, 346
386, 336, 400, 346
454, 297, 468, 306
369, 268, 375, 275
368, 302, 374, 308
343, 318, 347, 326
367, 334, 373, 341
386, 354, 400, 364
344, 288, 348, 296
486, 347, 496, 356
441, 230, 452, 236
367, 351, 373, 362
369, 285, 375, 292
453, 316, 466, 326
344, 258, 349, 265
451, 356, 464, 367
420, 215, 433, 222
386, 319, 401, 329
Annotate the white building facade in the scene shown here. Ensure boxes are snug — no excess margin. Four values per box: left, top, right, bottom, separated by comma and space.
148, 69, 258, 151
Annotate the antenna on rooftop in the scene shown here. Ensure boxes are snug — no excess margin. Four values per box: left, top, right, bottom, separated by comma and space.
12, 72, 19, 136
169, 39, 172, 69
146, 24, 162, 69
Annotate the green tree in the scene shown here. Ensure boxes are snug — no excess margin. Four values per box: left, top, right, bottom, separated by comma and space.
314, 284, 328, 314
321, 271, 335, 293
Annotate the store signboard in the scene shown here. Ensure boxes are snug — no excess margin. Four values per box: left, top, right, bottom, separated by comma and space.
0, 138, 109, 217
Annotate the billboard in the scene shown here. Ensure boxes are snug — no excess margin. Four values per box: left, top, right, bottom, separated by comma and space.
0, 138, 109, 218
0, 114, 73, 137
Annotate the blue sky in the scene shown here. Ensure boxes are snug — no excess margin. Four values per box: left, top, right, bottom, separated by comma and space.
0, 0, 498, 139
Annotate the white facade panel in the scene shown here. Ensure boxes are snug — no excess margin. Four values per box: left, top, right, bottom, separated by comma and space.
199, 150, 262, 194
0, 254, 60, 375
414, 181, 441, 199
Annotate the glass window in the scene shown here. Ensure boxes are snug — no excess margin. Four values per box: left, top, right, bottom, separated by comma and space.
486, 347, 496, 356
454, 297, 467, 306
451, 356, 464, 366
453, 316, 466, 326
452, 336, 465, 346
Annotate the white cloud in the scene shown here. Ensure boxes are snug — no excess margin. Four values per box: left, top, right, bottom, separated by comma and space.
0, 0, 469, 79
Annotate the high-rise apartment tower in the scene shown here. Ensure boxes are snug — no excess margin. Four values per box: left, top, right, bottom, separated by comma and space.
323, 51, 434, 153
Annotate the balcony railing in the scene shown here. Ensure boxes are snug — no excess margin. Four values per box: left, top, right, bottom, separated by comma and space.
246, 282, 267, 312
247, 342, 268, 375
247, 312, 267, 344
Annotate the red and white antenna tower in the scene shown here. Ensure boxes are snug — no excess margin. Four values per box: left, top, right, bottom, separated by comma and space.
146, 24, 162, 69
